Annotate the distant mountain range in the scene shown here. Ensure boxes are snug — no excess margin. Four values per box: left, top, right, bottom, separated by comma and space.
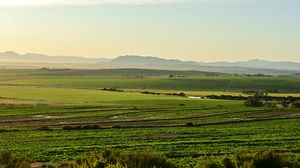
0, 51, 299, 75
109, 55, 300, 75
0, 51, 109, 63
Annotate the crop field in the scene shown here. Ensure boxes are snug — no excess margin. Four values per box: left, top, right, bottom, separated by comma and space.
0, 69, 299, 166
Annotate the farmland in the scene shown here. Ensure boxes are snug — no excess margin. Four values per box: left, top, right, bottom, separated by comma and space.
0, 69, 299, 167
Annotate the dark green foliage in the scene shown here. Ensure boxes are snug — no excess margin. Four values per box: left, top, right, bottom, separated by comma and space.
252, 151, 289, 168
221, 158, 236, 168
62, 126, 82, 130
244, 96, 264, 107
292, 101, 300, 108
185, 122, 194, 126
166, 92, 186, 97
63, 125, 100, 130
280, 100, 290, 108
37, 126, 52, 131
82, 125, 100, 130
111, 125, 122, 129
294, 156, 300, 168
179, 92, 186, 97
102, 88, 124, 92
141, 91, 161, 95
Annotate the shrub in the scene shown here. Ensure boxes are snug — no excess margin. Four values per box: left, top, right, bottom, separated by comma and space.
57, 150, 175, 168
63, 125, 100, 130
222, 157, 236, 168
294, 155, 300, 168
62, 125, 82, 130
102, 88, 124, 92
252, 151, 289, 168
198, 160, 223, 168
111, 125, 122, 129
62, 126, 73, 130
37, 126, 52, 131
185, 122, 194, 127
100, 150, 176, 168
82, 125, 92, 130
280, 100, 290, 108
236, 151, 255, 168
244, 97, 264, 107
179, 92, 186, 97
292, 101, 300, 108
91, 125, 100, 129
74, 126, 83, 130
0, 151, 30, 168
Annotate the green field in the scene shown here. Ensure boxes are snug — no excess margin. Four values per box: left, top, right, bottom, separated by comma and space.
0, 69, 299, 166
0, 69, 300, 93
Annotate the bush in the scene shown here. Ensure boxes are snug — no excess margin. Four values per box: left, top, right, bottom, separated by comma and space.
294, 156, 300, 168
179, 92, 186, 97
222, 157, 236, 168
91, 125, 100, 129
252, 151, 289, 168
198, 160, 223, 168
292, 101, 300, 108
280, 100, 290, 108
62, 125, 82, 130
195, 151, 297, 168
100, 150, 176, 168
63, 125, 101, 130
82, 125, 100, 130
37, 126, 52, 131
52, 150, 175, 168
185, 122, 194, 127
0, 151, 30, 168
244, 97, 264, 107
236, 151, 254, 168
111, 125, 122, 129
62, 125, 73, 130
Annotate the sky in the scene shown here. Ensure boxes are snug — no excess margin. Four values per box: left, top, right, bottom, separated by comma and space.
0, 0, 299, 62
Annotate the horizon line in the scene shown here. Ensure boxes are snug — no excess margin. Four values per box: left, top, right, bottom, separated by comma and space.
1, 50, 299, 63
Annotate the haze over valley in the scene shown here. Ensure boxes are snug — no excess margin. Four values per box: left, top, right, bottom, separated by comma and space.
1, 51, 299, 75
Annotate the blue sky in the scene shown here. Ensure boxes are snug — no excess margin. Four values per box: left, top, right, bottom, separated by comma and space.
0, 0, 299, 62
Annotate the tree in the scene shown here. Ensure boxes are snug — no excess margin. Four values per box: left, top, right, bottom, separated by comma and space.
244, 96, 264, 107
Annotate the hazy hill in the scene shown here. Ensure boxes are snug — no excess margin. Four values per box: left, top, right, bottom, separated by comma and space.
1, 52, 299, 75
0, 51, 110, 63
109, 55, 300, 75
111, 55, 191, 65
203, 59, 300, 71
111, 56, 300, 71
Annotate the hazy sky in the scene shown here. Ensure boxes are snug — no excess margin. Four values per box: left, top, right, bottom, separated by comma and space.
0, 0, 299, 62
